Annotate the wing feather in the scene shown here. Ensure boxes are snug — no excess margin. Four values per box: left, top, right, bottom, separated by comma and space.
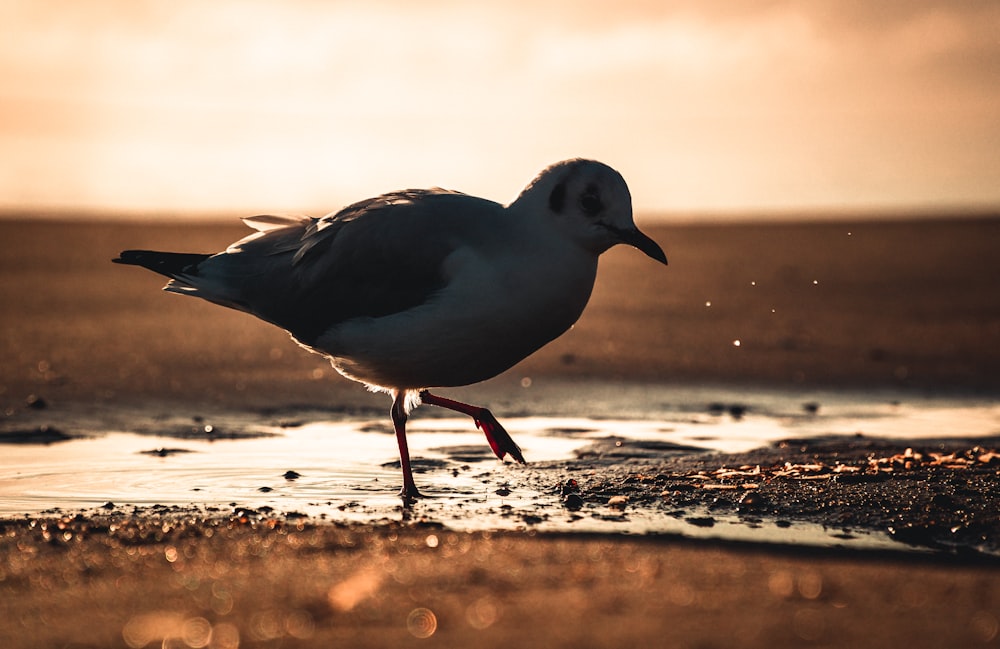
173, 189, 501, 345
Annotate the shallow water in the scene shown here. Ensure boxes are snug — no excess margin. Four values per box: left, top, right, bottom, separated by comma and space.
2, 383, 998, 552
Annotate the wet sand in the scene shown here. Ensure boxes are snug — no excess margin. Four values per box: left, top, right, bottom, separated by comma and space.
2, 216, 999, 412
2, 516, 999, 649
2, 215, 1000, 647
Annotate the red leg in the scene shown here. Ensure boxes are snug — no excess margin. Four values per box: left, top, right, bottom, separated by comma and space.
419, 391, 526, 464
391, 391, 422, 501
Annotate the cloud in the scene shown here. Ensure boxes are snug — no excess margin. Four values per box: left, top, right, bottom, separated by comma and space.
1, 0, 997, 213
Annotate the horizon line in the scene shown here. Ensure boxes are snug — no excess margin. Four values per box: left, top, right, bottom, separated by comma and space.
1, 203, 998, 225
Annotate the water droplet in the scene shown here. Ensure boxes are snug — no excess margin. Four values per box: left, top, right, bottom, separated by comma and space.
798, 571, 823, 599
181, 617, 212, 648
406, 608, 438, 639
971, 611, 999, 642
466, 596, 501, 630
793, 607, 826, 641
211, 622, 240, 649
732, 339, 741, 347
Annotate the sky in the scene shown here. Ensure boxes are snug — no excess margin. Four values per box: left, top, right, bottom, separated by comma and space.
2, 0, 999, 217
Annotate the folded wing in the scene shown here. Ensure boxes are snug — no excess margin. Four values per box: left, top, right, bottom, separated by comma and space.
121, 190, 497, 346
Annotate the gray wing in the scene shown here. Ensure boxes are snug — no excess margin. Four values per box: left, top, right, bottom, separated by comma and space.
169, 189, 501, 345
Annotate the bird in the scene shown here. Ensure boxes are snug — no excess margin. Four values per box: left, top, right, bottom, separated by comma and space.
113, 158, 667, 500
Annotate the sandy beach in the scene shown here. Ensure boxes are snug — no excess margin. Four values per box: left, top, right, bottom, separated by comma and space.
2, 216, 999, 412
3, 516, 999, 649
2, 215, 999, 647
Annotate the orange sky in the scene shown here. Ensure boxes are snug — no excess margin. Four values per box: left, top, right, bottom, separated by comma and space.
2, 0, 999, 217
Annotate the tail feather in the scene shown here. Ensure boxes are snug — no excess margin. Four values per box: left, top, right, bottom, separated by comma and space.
112, 250, 211, 279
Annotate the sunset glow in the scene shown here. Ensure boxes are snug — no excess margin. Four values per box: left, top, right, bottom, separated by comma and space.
2, 1, 998, 216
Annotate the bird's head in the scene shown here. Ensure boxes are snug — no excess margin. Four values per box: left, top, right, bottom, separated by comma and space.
515, 159, 667, 265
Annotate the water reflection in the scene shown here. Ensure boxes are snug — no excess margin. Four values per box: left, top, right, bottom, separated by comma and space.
1, 387, 997, 553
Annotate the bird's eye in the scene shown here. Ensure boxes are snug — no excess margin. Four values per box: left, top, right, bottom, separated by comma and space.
579, 184, 604, 216
548, 181, 567, 213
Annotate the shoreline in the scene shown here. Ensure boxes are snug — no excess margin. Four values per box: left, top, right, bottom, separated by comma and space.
4, 422, 998, 557
2, 217, 1000, 647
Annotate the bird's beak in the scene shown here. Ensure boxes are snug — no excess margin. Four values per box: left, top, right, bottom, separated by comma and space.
618, 227, 668, 265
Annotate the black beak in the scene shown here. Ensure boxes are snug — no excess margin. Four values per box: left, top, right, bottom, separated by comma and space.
616, 227, 668, 265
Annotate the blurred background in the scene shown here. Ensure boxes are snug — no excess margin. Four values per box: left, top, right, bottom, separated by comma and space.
2, 0, 999, 219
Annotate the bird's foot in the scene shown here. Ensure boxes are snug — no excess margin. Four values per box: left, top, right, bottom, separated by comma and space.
418, 391, 526, 465
399, 485, 424, 505
475, 411, 526, 464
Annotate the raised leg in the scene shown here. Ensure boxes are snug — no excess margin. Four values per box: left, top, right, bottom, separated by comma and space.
419, 391, 526, 464
391, 391, 422, 501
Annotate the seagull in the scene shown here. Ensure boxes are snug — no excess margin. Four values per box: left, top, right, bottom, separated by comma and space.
113, 159, 667, 500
